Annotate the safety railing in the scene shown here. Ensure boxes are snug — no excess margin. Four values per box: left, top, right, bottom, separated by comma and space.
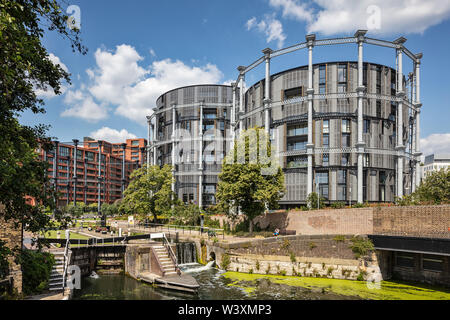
133, 222, 225, 239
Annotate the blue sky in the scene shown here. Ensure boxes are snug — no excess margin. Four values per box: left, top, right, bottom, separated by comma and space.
20, 0, 450, 155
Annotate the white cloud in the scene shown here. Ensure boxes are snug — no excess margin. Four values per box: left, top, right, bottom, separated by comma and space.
246, 15, 287, 49
268, 0, 450, 35
420, 133, 450, 156
149, 48, 156, 57
90, 127, 137, 143
66, 44, 223, 125
61, 90, 108, 122
35, 53, 69, 99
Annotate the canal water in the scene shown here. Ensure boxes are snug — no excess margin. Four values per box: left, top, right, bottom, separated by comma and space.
72, 264, 450, 300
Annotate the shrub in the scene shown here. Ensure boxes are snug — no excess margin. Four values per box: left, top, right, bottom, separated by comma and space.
309, 242, 317, 250
327, 267, 334, 276
221, 254, 231, 270
0, 240, 11, 280
280, 239, 291, 251
357, 270, 367, 281
278, 269, 287, 276
350, 236, 374, 259
19, 250, 55, 295
331, 202, 346, 209
248, 268, 253, 274
255, 260, 260, 271
265, 264, 271, 274
333, 235, 346, 242
306, 192, 325, 209
289, 252, 296, 263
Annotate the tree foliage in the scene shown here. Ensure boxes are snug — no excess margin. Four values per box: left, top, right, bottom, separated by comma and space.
120, 165, 176, 222
216, 127, 285, 233
0, 0, 86, 234
171, 203, 203, 226
397, 168, 450, 206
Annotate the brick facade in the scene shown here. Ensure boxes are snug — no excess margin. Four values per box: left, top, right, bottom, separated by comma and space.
373, 205, 450, 238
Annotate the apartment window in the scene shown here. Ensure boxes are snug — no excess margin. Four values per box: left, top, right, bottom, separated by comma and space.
323, 134, 329, 148
364, 154, 370, 167
376, 66, 382, 94
284, 87, 303, 100
363, 119, 370, 133
316, 172, 329, 200
89, 143, 98, 148
287, 123, 308, 137
337, 64, 347, 93
342, 133, 351, 147
322, 154, 329, 167
287, 139, 307, 151
363, 64, 368, 86
379, 171, 386, 202
337, 170, 347, 201
183, 194, 188, 204
341, 153, 350, 166
203, 184, 216, 194
323, 120, 329, 133
131, 140, 140, 146
342, 119, 351, 133
319, 65, 326, 94
86, 152, 95, 162
59, 146, 70, 157
219, 121, 224, 131
376, 100, 382, 118
287, 155, 307, 168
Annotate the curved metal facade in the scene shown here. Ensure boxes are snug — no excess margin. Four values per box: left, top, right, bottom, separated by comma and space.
151, 85, 233, 207
243, 61, 409, 205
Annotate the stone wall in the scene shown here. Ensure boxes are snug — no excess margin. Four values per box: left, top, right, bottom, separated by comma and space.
0, 205, 23, 294
373, 205, 450, 238
207, 235, 382, 281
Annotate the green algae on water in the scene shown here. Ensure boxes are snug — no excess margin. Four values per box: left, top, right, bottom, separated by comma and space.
222, 272, 450, 300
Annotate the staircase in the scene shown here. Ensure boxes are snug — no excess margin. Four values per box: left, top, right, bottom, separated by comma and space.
153, 245, 177, 276
49, 251, 65, 291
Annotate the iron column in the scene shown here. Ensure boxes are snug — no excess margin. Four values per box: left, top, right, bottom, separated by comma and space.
306, 34, 315, 199
262, 48, 273, 134
414, 53, 423, 188
97, 141, 104, 227
237, 66, 246, 136
121, 143, 126, 197
355, 29, 367, 204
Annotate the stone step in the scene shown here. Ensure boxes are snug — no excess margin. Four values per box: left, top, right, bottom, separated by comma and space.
49, 287, 63, 291
164, 271, 177, 275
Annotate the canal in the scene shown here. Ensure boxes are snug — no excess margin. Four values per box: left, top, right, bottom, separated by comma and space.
72, 264, 450, 300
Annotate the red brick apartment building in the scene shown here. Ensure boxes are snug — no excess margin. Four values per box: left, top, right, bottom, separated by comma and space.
38, 137, 147, 208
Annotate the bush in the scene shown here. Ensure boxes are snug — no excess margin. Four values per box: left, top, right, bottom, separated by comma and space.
290, 252, 296, 263
0, 240, 11, 279
19, 250, 55, 295
221, 253, 231, 271
333, 235, 346, 242
331, 202, 346, 209
306, 192, 325, 209
309, 242, 317, 250
350, 236, 374, 259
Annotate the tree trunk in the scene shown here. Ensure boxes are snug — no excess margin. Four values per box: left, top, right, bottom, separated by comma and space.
249, 218, 253, 235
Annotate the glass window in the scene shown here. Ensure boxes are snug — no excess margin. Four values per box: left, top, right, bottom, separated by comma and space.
376, 100, 382, 118
284, 87, 303, 100
131, 140, 140, 146
396, 252, 415, 268
342, 133, 351, 147
322, 154, 329, 166
422, 255, 444, 272
341, 153, 349, 166
337, 83, 347, 93
203, 184, 216, 194
338, 64, 347, 83
323, 120, 329, 133
342, 119, 351, 133
287, 140, 307, 151
363, 120, 370, 133
287, 155, 307, 168
287, 123, 308, 137
59, 146, 70, 157
323, 134, 329, 147
319, 65, 326, 85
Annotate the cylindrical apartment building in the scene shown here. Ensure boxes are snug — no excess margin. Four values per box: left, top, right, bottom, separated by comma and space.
148, 30, 422, 208
242, 61, 409, 206
149, 85, 233, 207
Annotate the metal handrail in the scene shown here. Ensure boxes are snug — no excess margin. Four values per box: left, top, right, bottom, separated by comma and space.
163, 234, 178, 268
61, 235, 71, 295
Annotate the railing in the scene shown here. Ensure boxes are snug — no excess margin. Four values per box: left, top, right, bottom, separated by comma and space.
61, 236, 70, 296
134, 222, 225, 239
163, 234, 178, 269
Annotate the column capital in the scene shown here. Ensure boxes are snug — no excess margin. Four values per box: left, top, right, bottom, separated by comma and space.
393, 36, 407, 49
263, 98, 271, 108
262, 47, 273, 59
354, 29, 367, 42
396, 91, 406, 99
306, 88, 315, 96
231, 82, 236, 89
72, 139, 79, 145
356, 141, 366, 150
415, 53, 423, 64
356, 86, 366, 94
237, 65, 246, 75
305, 34, 316, 46
414, 103, 422, 110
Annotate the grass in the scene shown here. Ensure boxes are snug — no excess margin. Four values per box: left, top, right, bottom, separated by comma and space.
222, 272, 450, 300
40, 230, 90, 240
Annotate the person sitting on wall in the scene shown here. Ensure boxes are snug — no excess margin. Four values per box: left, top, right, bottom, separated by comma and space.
273, 228, 280, 237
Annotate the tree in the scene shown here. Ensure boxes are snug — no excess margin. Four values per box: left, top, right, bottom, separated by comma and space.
171, 203, 203, 226
120, 165, 177, 222
216, 127, 285, 234
397, 168, 450, 205
0, 0, 86, 234
101, 203, 119, 217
